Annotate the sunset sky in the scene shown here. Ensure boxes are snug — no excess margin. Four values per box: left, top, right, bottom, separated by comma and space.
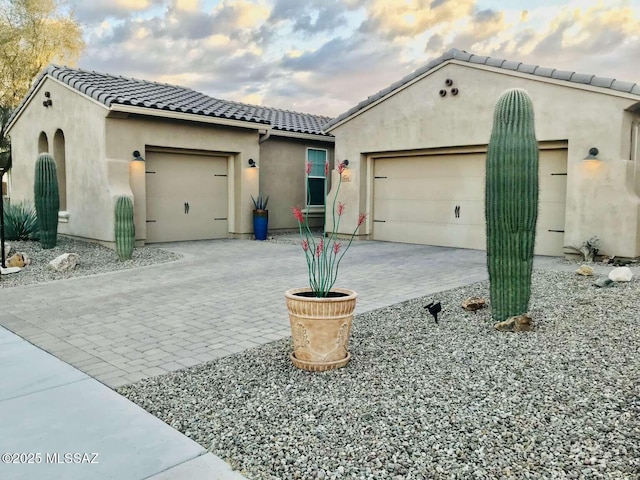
67, 0, 640, 117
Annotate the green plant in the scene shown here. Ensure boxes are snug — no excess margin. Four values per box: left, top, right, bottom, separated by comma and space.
2, 199, 39, 240
34, 152, 59, 249
115, 196, 135, 261
563, 236, 599, 262
485, 88, 539, 322
251, 193, 269, 210
292, 161, 365, 297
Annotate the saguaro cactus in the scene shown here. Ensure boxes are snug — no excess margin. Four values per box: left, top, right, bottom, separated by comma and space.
115, 196, 135, 261
34, 153, 60, 249
485, 89, 539, 322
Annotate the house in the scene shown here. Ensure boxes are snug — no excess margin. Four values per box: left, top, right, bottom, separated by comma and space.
5, 66, 334, 245
324, 48, 640, 258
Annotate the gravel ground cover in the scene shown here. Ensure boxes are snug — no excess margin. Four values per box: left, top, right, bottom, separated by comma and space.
0, 237, 180, 288
119, 269, 640, 479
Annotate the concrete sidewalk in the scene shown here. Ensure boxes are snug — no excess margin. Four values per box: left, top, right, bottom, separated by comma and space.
0, 325, 247, 480
1, 238, 636, 479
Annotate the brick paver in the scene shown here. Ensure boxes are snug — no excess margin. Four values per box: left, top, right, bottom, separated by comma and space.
0, 238, 565, 388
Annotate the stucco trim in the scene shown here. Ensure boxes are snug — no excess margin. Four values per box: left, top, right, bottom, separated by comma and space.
364, 140, 568, 158
460, 62, 640, 102
109, 104, 267, 131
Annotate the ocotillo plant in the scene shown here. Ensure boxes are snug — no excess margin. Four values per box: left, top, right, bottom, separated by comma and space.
485, 88, 539, 322
115, 196, 135, 261
34, 153, 60, 249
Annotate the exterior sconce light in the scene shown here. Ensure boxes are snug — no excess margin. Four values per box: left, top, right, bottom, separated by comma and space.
132, 150, 145, 162
583, 147, 599, 160
342, 159, 349, 167
248, 159, 256, 167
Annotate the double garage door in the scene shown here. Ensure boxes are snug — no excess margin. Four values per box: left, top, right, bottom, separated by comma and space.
145, 151, 228, 243
372, 147, 567, 256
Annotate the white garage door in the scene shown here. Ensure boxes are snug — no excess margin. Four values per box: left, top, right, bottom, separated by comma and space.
372, 147, 567, 256
145, 151, 228, 243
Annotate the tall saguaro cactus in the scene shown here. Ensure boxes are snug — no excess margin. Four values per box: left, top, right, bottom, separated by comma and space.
115, 196, 135, 261
34, 153, 60, 249
485, 89, 539, 322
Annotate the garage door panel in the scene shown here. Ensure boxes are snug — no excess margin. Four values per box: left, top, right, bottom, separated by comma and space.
373, 149, 567, 256
146, 152, 228, 243
377, 177, 485, 202
374, 221, 486, 249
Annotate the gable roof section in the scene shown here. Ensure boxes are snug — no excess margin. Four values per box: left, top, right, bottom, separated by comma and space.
9, 65, 333, 137
323, 48, 640, 131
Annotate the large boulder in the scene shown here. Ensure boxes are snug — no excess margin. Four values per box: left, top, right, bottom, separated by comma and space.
608, 266, 633, 282
48, 253, 79, 272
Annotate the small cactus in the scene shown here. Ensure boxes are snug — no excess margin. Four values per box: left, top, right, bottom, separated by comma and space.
485, 89, 539, 322
115, 196, 135, 261
34, 153, 60, 249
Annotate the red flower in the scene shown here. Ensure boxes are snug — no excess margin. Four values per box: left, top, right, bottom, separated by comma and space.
333, 242, 341, 254
337, 202, 345, 216
292, 207, 304, 223
357, 213, 367, 226
316, 239, 324, 257
301, 239, 309, 251
305, 162, 312, 175
337, 161, 346, 174
324, 161, 329, 176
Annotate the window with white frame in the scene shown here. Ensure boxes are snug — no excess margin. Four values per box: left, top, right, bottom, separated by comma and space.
306, 148, 327, 208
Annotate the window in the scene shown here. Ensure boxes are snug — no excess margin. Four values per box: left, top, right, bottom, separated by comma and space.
306, 148, 327, 208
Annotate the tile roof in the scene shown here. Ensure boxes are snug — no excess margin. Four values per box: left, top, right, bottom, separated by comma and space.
323, 48, 640, 130
12, 65, 332, 136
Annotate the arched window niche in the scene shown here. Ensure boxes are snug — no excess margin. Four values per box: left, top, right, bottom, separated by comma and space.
53, 129, 67, 211
38, 131, 49, 154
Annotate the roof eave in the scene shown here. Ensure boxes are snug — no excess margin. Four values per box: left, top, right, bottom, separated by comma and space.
268, 129, 335, 142
109, 104, 269, 130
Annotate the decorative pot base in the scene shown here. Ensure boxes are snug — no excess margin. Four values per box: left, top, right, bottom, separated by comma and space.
286, 287, 357, 371
289, 352, 351, 372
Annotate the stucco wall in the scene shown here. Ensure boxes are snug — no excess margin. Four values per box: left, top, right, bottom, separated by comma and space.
328, 61, 640, 257
7, 77, 109, 240
259, 136, 335, 230
105, 115, 261, 240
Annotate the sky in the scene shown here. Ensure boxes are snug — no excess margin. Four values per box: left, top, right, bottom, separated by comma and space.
67, 0, 640, 117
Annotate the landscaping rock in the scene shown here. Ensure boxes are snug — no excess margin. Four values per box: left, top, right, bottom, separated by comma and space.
462, 296, 486, 311
593, 277, 614, 288
494, 314, 532, 332
608, 266, 633, 282
6, 252, 30, 268
575, 265, 594, 276
48, 253, 79, 272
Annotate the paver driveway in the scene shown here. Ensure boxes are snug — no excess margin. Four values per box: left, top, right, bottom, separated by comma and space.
0, 239, 492, 388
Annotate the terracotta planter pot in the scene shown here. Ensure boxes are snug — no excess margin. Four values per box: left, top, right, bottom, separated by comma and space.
285, 287, 357, 371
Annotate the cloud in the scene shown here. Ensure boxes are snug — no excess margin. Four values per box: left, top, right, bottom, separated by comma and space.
359, 0, 476, 39
73, 0, 164, 22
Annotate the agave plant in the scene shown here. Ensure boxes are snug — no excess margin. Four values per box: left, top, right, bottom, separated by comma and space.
251, 193, 269, 211
2, 199, 39, 240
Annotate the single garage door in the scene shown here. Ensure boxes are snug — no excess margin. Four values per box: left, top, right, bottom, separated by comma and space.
372, 147, 567, 256
145, 151, 228, 243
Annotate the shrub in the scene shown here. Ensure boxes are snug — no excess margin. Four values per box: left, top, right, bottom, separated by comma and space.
2, 199, 39, 240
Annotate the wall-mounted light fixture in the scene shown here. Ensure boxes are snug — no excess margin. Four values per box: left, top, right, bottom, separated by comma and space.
132, 150, 145, 162
583, 147, 599, 160
248, 158, 256, 168
342, 159, 349, 167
